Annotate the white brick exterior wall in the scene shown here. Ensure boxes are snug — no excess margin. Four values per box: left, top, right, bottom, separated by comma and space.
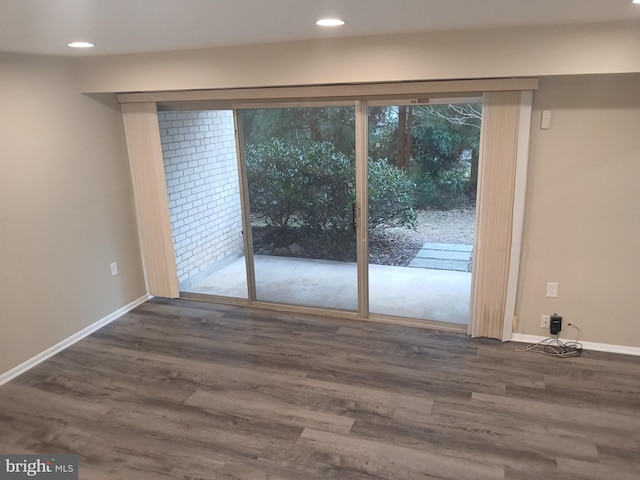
158, 110, 243, 286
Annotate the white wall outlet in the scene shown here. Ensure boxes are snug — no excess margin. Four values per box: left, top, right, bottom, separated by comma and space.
541, 315, 550, 329
110, 262, 118, 276
546, 282, 558, 298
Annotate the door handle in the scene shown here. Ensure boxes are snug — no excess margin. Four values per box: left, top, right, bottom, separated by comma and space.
352, 202, 357, 232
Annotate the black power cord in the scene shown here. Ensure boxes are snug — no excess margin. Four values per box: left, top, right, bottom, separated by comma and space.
516, 323, 583, 358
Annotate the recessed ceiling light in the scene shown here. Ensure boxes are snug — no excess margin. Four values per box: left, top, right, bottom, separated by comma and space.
316, 19, 345, 27
633, 0, 640, 4
67, 41, 94, 48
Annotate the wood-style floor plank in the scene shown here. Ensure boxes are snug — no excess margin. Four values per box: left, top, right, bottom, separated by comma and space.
297, 428, 505, 480
1, 297, 639, 479
185, 389, 356, 435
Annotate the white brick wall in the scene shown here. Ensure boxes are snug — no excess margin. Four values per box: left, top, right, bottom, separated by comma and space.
158, 110, 243, 286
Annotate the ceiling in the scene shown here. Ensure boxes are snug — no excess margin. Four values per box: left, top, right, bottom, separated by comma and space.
1, 0, 639, 57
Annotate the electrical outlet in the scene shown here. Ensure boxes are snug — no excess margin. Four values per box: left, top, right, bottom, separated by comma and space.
110, 262, 118, 276
540, 315, 550, 329
546, 282, 558, 298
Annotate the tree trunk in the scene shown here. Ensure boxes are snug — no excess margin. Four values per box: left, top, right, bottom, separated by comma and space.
396, 106, 407, 168
308, 113, 322, 142
395, 106, 412, 169
405, 106, 413, 168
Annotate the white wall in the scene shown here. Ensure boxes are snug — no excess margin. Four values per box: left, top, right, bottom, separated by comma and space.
0, 53, 147, 375
74, 21, 640, 93
516, 74, 640, 347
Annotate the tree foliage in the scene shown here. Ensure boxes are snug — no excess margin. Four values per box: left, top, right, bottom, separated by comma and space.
242, 103, 481, 233
241, 107, 356, 156
367, 103, 481, 208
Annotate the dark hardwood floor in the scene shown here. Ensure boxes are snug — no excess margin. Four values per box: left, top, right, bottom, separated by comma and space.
1, 298, 639, 479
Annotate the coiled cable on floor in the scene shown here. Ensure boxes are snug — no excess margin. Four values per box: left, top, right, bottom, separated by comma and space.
516, 323, 583, 358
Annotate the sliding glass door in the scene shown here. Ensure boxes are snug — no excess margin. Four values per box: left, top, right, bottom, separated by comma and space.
158, 99, 481, 325
238, 106, 358, 311
366, 102, 480, 325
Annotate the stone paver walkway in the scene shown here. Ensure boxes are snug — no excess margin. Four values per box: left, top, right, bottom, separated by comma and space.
409, 243, 472, 272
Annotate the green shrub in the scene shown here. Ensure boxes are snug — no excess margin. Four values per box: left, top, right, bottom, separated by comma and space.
245, 140, 353, 231
245, 139, 417, 233
368, 159, 417, 230
245, 140, 299, 228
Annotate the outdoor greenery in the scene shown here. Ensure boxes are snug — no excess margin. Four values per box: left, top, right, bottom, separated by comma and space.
367, 158, 416, 230
245, 140, 354, 231
245, 140, 416, 232
242, 104, 481, 236
368, 104, 481, 209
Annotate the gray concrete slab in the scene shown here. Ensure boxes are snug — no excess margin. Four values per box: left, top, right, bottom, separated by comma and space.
414, 249, 471, 261
409, 242, 472, 272
409, 258, 469, 271
422, 243, 473, 252
184, 255, 470, 325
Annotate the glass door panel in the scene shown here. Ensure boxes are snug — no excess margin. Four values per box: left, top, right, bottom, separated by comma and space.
367, 103, 481, 324
239, 106, 358, 311
159, 110, 248, 298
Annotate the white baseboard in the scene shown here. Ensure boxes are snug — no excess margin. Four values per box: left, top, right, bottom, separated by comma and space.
0, 294, 151, 386
510, 333, 640, 357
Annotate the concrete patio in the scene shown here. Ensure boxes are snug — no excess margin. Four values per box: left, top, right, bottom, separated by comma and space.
183, 255, 471, 325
